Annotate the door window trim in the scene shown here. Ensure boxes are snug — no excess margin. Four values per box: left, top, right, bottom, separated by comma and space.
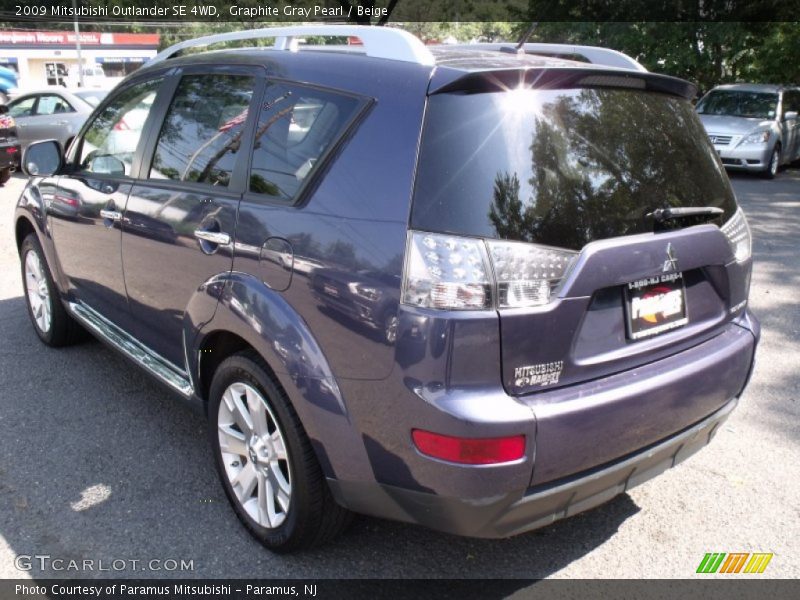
136, 63, 267, 196
64, 68, 176, 180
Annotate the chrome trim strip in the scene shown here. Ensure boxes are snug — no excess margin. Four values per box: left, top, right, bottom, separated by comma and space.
69, 301, 193, 398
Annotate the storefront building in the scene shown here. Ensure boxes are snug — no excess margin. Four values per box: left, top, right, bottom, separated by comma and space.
0, 30, 159, 89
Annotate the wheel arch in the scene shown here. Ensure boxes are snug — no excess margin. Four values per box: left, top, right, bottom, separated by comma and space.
185, 271, 369, 482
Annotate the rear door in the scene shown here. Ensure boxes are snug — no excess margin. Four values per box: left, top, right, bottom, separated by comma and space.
121, 66, 261, 367
783, 90, 800, 161
50, 77, 164, 327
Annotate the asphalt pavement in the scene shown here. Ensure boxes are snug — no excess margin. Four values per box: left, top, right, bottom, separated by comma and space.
0, 168, 798, 581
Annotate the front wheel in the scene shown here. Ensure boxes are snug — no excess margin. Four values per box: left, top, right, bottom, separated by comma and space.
20, 234, 83, 347
208, 351, 351, 552
763, 146, 780, 179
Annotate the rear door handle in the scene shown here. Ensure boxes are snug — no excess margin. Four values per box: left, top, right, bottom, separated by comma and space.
194, 229, 231, 246
100, 209, 122, 221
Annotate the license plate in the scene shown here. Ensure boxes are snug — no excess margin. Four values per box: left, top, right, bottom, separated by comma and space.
624, 272, 688, 340
323, 283, 339, 297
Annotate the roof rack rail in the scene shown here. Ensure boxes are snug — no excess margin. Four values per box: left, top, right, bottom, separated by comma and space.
149, 25, 435, 67
509, 43, 647, 72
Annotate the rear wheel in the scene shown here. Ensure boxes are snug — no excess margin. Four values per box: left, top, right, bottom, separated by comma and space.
763, 145, 780, 179
0, 168, 10, 186
208, 351, 351, 552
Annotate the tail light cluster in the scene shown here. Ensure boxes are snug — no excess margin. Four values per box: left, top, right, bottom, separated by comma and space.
720, 207, 752, 263
402, 231, 578, 311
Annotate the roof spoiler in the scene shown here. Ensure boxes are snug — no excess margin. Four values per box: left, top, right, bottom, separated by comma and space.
429, 67, 697, 100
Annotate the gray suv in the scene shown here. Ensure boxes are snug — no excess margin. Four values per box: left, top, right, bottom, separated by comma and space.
697, 83, 800, 178
15, 26, 759, 552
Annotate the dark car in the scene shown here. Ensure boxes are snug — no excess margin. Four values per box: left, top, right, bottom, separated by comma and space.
0, 104, 20, 185
15, 26, 758, 552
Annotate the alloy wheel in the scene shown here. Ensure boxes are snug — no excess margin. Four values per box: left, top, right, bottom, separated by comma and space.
217, 382, 292, 529
24, 250, 52, 333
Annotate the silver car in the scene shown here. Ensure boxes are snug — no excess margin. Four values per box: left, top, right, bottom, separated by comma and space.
697, 84, 800, 178
5, 88, 109, 155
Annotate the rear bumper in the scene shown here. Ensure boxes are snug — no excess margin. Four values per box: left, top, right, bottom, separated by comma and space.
330, 395, 738, 538
0, 143, 19, 170
330, 313, 758, 538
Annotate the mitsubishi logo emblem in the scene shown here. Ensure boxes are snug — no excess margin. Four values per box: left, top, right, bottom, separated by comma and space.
663, 243, 679, 272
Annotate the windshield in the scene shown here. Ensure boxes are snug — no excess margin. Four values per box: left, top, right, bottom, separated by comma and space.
75, 90, 108, 107
696, 90, 778, 119
412, 88, 737, 250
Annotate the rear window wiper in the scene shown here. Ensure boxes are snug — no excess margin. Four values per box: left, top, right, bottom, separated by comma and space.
647, 206, 724, 222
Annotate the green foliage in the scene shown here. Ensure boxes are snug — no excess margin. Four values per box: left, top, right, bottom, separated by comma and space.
521, 22, 800, 93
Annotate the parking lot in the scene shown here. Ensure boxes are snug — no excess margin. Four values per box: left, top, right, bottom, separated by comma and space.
0, 168, 798, 580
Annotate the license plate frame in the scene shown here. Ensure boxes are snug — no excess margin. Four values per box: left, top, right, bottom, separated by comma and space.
624, 272, 688, 340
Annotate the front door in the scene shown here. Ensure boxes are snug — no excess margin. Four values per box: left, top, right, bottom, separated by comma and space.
122, 69, 259, 366
50, 77, 163, 327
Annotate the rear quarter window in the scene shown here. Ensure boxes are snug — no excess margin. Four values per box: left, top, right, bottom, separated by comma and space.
247, 82, 363, 203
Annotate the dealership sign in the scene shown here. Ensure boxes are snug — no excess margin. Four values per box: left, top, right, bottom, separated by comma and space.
0, 31, 159, 47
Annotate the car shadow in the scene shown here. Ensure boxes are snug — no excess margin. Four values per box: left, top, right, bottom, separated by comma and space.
0, 291, 639, 583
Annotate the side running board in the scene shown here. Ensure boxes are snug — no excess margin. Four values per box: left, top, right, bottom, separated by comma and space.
69, 302, 193, 398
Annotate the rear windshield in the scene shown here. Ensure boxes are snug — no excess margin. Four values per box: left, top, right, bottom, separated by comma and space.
412, 88, 737, 250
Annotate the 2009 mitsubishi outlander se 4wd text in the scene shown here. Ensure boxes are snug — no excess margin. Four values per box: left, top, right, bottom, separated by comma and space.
15, 26, 759, 552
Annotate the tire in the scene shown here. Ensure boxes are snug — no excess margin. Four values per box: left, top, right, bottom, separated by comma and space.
208, 351, 351, 552
763, 146, 780, 179
0, 168, 10, 186
20, 234, 84, 347
382, 308, 399, 345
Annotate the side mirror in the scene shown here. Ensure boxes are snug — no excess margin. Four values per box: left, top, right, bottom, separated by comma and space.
89, 155, 125, 177
22, 140, 63, 177
784, 111, 798, 121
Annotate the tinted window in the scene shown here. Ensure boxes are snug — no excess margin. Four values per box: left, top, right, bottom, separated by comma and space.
150, 75, 253, 187
412, 88, 737, 250
696, 90, 779, 119
78, 78, 162, 176
36, 95, 74, 115
782, 91, 800, 115
248, 83, 361, 202
8, 96, 35, 118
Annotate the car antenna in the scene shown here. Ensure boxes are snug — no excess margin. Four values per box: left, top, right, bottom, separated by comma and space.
514, 22, 539, 55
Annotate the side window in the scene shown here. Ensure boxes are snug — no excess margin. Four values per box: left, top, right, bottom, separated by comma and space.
149, 74, 254, 187
785, 91, 799, 115
36, 95, 74, 115
8, 96, 36, 118
248, 83, 362, 202
78, 78, 162, 176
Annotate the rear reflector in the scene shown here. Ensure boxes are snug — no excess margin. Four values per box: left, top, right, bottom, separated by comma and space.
411, 430, 525, 465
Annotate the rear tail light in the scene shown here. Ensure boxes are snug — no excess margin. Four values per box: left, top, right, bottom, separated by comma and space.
411, 430, 526, 465
402, 231, 577, 310
403, 232, 492, 310
721, 207, 752, 262
487, 240, 578, 307
113, 118, 130, 131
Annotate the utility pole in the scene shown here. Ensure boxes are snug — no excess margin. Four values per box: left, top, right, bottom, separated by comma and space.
72, 0, 84, 87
